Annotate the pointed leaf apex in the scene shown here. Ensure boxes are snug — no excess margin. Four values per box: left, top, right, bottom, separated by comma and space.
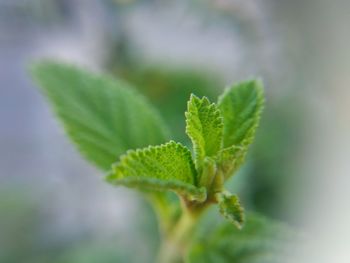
185, 94, 224, 167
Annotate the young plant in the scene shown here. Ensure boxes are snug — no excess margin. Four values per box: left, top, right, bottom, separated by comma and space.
31, 61, 287, 263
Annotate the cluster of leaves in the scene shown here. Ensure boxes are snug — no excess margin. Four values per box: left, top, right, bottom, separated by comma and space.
31, 61, 302, 263
32, 61, 264, 229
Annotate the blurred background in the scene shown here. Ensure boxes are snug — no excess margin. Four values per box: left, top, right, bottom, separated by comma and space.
0, 0, 349, 262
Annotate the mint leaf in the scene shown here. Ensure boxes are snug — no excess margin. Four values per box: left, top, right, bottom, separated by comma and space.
198, 157, 217, 189
216, 146, 245, 180
185, 95, 223, 167
188, 213, 298, 263
218, 80, 264, 149
106, 141, 206, 201
31, 61, 170, 170
216, 192, 244, 228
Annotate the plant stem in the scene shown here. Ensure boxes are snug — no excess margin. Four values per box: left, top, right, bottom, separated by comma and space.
156, 206, 199, 263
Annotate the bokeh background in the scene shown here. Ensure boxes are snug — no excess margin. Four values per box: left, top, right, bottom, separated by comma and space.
1, 0, 349, 262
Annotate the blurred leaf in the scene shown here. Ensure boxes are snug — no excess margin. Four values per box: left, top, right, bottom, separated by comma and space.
106, 141, 206, 201
116, 65, 222, 143
217, 192, 244, 228
247, 93, 307, 219
185, 95, 223, 168
188, 213, 298, 263
0, 189, 42, 263
218, 80, 264, 149
31, 61, 170, 170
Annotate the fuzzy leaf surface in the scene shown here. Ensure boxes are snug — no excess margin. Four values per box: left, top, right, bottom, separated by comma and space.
218, 80, 264, 149
185, 95, 223, 167
216, 146, 245, 180
217, 192, 244, 229
31, 61, 170, 170
107, 141, 206, 200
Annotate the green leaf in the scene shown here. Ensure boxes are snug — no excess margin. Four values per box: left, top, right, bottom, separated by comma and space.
216, 145, 245, 180
198, 157, 217, 188
218, 79, 264, 149
185, 95, 223, 167
188, 213, 299, 263
106, 141, 206, 201
31, 61, 170, 170
107, 177, 206, 202
216, 192, 244, 229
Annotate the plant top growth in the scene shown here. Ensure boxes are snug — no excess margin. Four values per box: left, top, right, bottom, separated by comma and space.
31, 62, 295, 263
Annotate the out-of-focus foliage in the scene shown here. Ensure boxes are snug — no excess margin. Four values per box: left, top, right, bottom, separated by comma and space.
116, 64, 222, 144
31, 62, 170, 170
247, 94, 307, 220
0, 189, 43, 263
188, 212, 298, 263
109, 37, 223, 144
0, 186, 160, 263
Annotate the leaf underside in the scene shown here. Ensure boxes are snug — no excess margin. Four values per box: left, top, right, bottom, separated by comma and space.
31, 61, 170, 170
107, 176, 206, 202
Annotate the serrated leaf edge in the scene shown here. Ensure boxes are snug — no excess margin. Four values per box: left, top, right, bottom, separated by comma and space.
217, 79, 265, 148
111, 140, 198, 185
185, 94, 224, 167
106, 175, 207, 202
217, 192, 245, 229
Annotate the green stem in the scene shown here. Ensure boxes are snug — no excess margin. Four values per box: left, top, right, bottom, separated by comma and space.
156, 208, 198, 263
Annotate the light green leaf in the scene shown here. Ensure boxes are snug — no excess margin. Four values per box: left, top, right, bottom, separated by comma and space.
106, 141, 206, 201
188, 213, 299, 263
198, 157, 217, 189
31, 61, 170, 170
107, 177, 206, 202
216, 192, 244, 229
185, 95, 223, 167
218, 79, 264, 149
216, 145, 245, 180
